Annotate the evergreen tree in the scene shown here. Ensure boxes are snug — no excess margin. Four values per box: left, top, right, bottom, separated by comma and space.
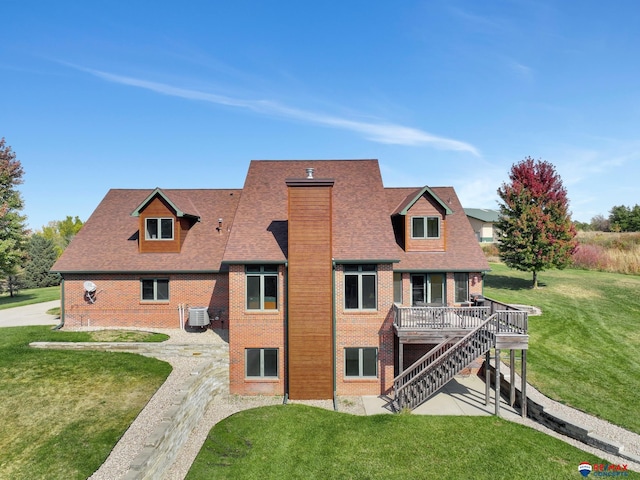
23, 234, 60, 288
0, 138, 28, 292
496, 157, 577, 288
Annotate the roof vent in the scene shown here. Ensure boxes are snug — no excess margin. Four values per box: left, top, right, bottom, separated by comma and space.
306, 167, 314, 179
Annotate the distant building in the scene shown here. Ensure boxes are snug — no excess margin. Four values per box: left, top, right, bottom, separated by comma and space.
464, 208, 500, 243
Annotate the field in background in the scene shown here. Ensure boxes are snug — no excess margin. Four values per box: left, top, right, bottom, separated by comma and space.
572, 231, 640, 275
481, 232, 640, 275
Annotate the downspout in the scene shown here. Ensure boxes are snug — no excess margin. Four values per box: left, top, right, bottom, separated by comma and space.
52, 277, 65, 330
332, 261, 338, 411
283, 263, 289, 405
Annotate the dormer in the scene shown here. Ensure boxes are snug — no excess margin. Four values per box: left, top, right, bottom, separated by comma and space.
393, 186, 453, 252
131, 188, 200, 253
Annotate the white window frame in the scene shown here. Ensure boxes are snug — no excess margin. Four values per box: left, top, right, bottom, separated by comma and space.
145, 217, 174, 240
345, 347, 378, 378
245, 348, 279, 378
411, 216, 440, 239
140, 278, 169, 302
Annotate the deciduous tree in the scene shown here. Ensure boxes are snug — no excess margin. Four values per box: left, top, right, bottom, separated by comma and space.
0, 138, 28, 291
496, 157, 577, 288
41, 216, 84, 257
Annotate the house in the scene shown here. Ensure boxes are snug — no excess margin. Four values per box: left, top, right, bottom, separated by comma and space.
464, 208, 500, 243
53, 160, 527, 407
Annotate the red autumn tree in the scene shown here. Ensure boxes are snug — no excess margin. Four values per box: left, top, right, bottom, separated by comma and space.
496, 157, 577, 288
0, 138, 28, 296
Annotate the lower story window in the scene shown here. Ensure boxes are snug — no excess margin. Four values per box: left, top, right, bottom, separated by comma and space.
141, 278, 169, 301
345, 347, 377, 377
246, 348, 278, 378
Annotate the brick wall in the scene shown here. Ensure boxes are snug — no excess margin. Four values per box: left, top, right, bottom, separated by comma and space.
228, 265, 286, 396
335, 263, 395, 396
227, 265, 485, 397
61, 273, 226, 329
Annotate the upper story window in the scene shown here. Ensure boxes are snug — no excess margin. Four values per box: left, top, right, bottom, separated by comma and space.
344, 264, 377, 310
411, 216, 440, 239
246, 265, 278, 310
146, 218, 174, 240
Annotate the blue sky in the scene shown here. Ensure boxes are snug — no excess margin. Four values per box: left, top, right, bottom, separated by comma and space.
2, 0, 639, 230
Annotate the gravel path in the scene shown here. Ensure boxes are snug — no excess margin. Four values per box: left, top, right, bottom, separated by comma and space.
78, 327, 639, 478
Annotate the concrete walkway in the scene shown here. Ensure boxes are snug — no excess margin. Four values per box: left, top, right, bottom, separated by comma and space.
362, 375, 519, 416
0, 300, 60, 327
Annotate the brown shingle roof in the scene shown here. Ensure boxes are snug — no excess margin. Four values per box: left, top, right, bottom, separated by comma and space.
52, 188, 241, 273
53, 161, 487, 274
385, 187, 490, 272
223, 160, 400, 263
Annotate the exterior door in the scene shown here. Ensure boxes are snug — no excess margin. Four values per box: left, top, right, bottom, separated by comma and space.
411, 273, 445, 306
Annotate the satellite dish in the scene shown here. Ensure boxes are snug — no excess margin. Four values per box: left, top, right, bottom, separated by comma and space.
84, 281, 97, 292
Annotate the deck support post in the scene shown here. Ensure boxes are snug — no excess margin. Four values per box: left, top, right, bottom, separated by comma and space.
399, 342, 404, 374
484, 350, 490, 406
521, 349, 527, 418
509, 350, 515, 407
494, 348, 501, 416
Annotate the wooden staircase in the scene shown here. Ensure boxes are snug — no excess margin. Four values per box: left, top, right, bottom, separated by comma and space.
392, 315, 499, 412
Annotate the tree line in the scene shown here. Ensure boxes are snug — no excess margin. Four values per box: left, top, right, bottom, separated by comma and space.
0, 138, 83, 296
574, 205, 640, 232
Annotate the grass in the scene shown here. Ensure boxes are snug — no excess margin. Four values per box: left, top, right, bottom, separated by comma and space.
187, 404, 630, 480
0, 286, 60, 309
484, 262, 640, 434
0, 326, 171, 479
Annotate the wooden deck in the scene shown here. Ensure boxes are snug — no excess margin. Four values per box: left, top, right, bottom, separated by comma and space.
392, 299, 529, 349
391, 297, 530, 414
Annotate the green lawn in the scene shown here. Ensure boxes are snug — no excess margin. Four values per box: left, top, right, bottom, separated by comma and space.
187, 405, 630, 480
0, 326, 171, 479
484, 263, 640, 434
0, 286, 60, 309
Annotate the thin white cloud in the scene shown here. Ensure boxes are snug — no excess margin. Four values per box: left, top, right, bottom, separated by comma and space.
75, 66, 480, 155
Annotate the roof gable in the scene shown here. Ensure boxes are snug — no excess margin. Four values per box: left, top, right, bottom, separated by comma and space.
131, 187, 200, 221
396, 185, 453, 216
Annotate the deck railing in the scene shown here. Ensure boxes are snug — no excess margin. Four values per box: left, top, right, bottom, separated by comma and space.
393, 305, 490, 329
393, 296, 528, 334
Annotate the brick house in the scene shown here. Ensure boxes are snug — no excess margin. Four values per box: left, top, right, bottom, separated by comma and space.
53, 159, 490, 401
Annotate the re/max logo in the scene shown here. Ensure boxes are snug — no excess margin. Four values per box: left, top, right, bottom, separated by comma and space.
593, 464, 628, 472
579, 462, 630, 477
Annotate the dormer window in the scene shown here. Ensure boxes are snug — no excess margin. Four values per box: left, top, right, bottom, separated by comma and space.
411, 216, 440, 239
146, 218, 174, 240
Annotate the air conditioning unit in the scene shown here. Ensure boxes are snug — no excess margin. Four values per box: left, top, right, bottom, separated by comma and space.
188, 307, 210, 327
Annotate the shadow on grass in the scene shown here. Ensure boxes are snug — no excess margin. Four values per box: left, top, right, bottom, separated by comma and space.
484, 275, 535, 291
0, 293, 39, 306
